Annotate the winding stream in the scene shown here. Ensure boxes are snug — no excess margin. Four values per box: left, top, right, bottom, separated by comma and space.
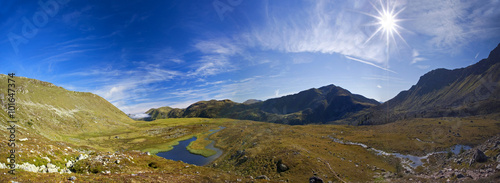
156, 127, 225, 166
328, 136, 471, 169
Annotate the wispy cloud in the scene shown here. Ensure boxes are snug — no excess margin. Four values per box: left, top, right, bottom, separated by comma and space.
404, 0, 500, 52
345, 56, 397, 74
66, 63, 180, 114
411, 49, 426, 64
245, 0, 388, 64
189, 39, 241, 76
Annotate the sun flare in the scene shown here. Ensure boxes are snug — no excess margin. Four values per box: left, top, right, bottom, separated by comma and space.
365, 0, 406, 47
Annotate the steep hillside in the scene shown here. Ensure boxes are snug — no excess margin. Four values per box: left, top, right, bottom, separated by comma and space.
346, 43, 500, 125
145, 84, 379, 124
0, 75, 134, 141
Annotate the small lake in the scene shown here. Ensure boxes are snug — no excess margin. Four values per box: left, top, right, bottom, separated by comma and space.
156, 127, 224, 166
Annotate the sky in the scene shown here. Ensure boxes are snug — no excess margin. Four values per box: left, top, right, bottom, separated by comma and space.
1, 0, 500, 117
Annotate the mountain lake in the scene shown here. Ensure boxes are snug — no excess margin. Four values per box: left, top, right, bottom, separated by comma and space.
156, 127, 225, 166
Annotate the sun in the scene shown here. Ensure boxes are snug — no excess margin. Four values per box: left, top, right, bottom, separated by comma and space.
364, 0, 406, 47
380, 11, 396, 32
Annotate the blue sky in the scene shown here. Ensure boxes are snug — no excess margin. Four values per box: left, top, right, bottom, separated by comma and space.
1, 0, 500, 116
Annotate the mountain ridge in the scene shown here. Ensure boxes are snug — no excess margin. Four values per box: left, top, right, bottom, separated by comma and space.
343, 43, 500, 125
144, 84, 379, 124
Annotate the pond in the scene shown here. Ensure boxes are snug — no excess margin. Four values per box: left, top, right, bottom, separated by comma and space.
156, 127, 224, 166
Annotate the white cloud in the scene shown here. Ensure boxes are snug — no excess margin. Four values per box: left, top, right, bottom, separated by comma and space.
404, 0, 500, 52
189, 39, 242, 76
411, 49, 426, 64
377, 85, 382, 89
274, 89, 280, 97
245, 0, 389, 64
188, 55, 235, 76
76, 64, 180, 114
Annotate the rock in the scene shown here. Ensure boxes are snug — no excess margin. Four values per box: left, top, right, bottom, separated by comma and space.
496, 154, 500, 163
61, 168, 72, 173
456, 173, 465, 178
469, 149, 488, 165
146, 152, 151, 156
19, 138, 28, 142
17, 162, 39, 172
77, 154, 88, 160
309, 176, 324, 183
39, 165, 47, 173
68, 176, 76, 181
42, 156, 51, 162
238, 155, 248, 164
276, 159, 289, 172
256, 175, 269, 180
66, 161, 73, 168
47, 163, 58, 173
496, 164, 500, 170
278, 163, 289, 172
231, 150, 246, 159
115, 160, 120, 164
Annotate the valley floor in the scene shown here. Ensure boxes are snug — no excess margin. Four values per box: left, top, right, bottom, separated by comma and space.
1, 115, 500, 182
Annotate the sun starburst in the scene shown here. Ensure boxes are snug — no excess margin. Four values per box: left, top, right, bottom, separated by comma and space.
364, 0, 407, 47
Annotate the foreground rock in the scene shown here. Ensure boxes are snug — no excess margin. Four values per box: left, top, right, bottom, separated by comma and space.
469, 149, 488, 165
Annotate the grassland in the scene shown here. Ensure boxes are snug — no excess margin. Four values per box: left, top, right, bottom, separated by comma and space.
1, 114, 499, 182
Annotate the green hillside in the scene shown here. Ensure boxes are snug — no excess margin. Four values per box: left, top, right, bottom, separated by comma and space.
0, 75, 135, 141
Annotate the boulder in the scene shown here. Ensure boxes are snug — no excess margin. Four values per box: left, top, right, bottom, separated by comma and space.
66, 160, 73, 168
77, 154, 89, 160
309, 176, 324, 183
469, 149, 488, 165
68, 176, 77, 181
47, 163, 58, 173
276, 159, 289, 172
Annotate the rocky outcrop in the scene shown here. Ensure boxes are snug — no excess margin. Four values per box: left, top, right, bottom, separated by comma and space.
469, 149, 488, 165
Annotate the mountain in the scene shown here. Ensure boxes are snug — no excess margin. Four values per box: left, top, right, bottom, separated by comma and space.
345, 43, 500, 125
0, 75, 134, 141
242, 99, 262, 105
145, 84, 379, 124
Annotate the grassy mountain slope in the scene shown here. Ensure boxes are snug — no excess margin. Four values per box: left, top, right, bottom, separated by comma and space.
344, 43, 500, 125
0, 75, 135, 141
145, 84, 379, 124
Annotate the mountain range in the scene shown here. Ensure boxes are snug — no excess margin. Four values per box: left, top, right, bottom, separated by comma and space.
343, 43, 500, 125
145, 84, 379, 125
146, 43, 500, 125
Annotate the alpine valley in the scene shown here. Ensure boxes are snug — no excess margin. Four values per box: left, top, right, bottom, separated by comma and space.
1, 44, 500, 182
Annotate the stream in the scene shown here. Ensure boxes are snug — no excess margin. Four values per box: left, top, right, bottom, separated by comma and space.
328, 136, 471, 170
